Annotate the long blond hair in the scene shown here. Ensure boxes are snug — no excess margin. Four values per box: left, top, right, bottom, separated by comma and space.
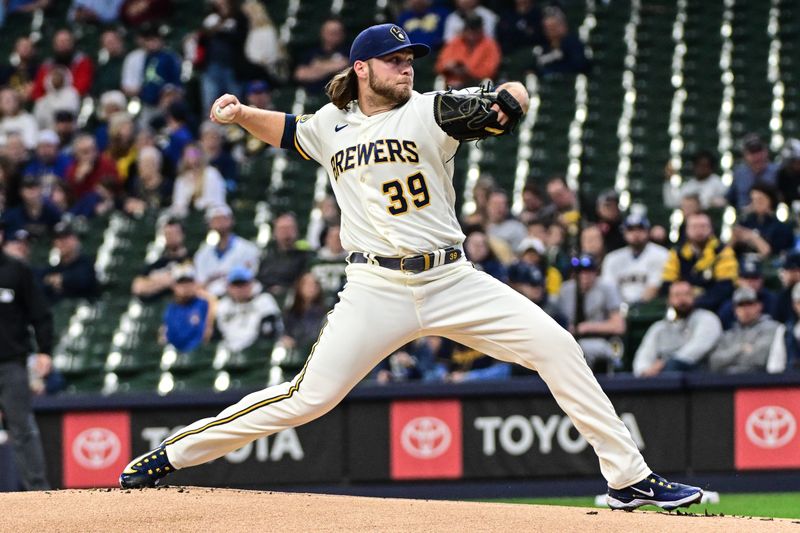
325, 66, 358, 110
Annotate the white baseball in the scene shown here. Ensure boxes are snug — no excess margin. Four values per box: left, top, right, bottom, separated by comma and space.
214, 103, 236, 122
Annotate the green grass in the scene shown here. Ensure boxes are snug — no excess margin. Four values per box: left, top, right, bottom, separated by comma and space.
495, 493, 800, 520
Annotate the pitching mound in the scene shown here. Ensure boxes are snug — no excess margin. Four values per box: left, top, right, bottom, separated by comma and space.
0, 487, 796, 532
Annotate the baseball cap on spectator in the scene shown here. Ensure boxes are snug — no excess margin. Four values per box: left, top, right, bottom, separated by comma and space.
507, 262, 544, 286
37, 129, 59, 145
6, 229, 30, 243
227, 266, 254, 284
463, 12, 483, 31
21, 175, 41, 187
349, 24, 430, 64
781, 138, 800, 161
733, 286, 759, 305
570, 254, 598, 271
782, 252, 800, 270
138, 23, 160, 38
172, 264, 196, 283
739, 260, 763, 279
55, 110, 75, 123
53, 221, 75, 238
246, 80, 271, 95
742, 133, 766, 153
623, 213, 650, 230
517, 237, 546, 255
205, 204, 233, 221
597, 189, 619, 205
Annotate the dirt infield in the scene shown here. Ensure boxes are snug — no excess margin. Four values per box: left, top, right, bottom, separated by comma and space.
1, 487, 798, 532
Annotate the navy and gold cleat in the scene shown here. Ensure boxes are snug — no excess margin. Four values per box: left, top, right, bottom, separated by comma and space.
119, 447, 175, 489
607, 472, 703, 511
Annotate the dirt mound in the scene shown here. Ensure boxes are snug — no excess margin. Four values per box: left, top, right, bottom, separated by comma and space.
0, 487, 796, 532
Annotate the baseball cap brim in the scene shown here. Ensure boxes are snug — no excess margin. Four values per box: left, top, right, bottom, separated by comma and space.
363, 42, 430, 63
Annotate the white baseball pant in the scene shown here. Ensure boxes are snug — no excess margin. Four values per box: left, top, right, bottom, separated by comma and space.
161, 260, 650, 489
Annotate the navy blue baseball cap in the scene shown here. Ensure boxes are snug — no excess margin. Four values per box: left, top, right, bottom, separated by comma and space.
508, 262, 545, 286
349, 24, 430, 64
623, 213, 651, 230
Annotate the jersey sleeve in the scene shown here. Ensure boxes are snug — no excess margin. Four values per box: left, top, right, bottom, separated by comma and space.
280, 111, 325, 163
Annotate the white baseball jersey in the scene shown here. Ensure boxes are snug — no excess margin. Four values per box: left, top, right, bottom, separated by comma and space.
288, 90, 466, 256
601, 242, 669, 304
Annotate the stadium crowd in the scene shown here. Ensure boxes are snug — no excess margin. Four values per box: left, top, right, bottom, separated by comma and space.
0, 0, 797, 397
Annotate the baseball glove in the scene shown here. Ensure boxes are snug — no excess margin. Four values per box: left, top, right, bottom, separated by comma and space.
433, 84, 524, 142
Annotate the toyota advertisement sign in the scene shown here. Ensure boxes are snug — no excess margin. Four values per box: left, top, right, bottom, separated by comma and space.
390, 400, 462, 479
735, 388, 800, 470
62, 412, 130, 488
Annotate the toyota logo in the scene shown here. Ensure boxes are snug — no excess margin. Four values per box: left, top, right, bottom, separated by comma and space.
745, 406, 797, 449
400, 416, 451, 459
72, 428, 122, 469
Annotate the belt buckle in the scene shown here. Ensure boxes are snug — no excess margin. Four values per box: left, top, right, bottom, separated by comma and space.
399, 256, 409, 272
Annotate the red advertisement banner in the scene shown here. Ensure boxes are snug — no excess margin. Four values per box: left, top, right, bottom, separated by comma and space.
734, 388, 800, 470
63, 411, 131, 488
390, 400, 462, 480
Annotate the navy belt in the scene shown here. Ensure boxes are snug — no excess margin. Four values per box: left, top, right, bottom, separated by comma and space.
347, 246, 463, 273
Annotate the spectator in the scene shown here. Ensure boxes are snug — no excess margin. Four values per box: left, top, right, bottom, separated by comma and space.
485, 189, 526, 251
772, 252, 800, 323
663, 150, 727, 210
730, 184, 794, 259
40, 222, 98, 302
126, 145, 171, 214
0, 87, 38, 149
105, 111, 138, 185
767, 283, 800, 373
594, 190, 625, 252
777, 138, 800, 206
673, 192, 702, 243
194, 204, 260, 298
54, 110, 78, 149
309, 223, 348, 303
132, 218, 191, 301
632, 280, 723, 377
69, 0, 124, 24
516, 236, 562, 298
198, 0, 248, 113
442, 0, 498, 43
120, 0, 172, 26
257, 212, 312, 296
161, 101, 195, 172
462, 175, 495, 225
3, 229, 32, 262
22, 129, 71, 188
293, 17, 349, 95
662, 212, 738, 311
557, 254, 625, 370
435, 13, 501, 89
717, 259, 777, 330
65, 133, 118, 211
305, 194, 340, 249
397, 0, 450, 51
93, 29, 128, 97
241, 80, 274, 156
374, 338, 440, 383
580, 224, 606, 264
441, 338, 512, 383
200, 120, 237, 190
464, 228, 507, 281
534, 7, 590, 76
0, 37, 40, 103
216, 266, 283, 353
169, 143, 226, 217
508, 261, 567, 328
121, 30, 147, 98
241, 0, 286, 85
161, 264, 215, 353
32, 29, 94, 99
545, 175, 580, 234
137, 24, 182, 124
0, 133, 32, 208
497, 0, 543, 54
708, 287, 780, 374
1, 175, 62, 239
32, 66, 80, 131
519, 182, 555, 225
281, 272, 328, 355
601, 214, 668, 306
727, 133, 780, 212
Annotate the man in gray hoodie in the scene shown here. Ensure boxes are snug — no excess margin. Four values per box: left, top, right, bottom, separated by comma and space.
633, 280, 722, 377
709, 286, 781, 374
